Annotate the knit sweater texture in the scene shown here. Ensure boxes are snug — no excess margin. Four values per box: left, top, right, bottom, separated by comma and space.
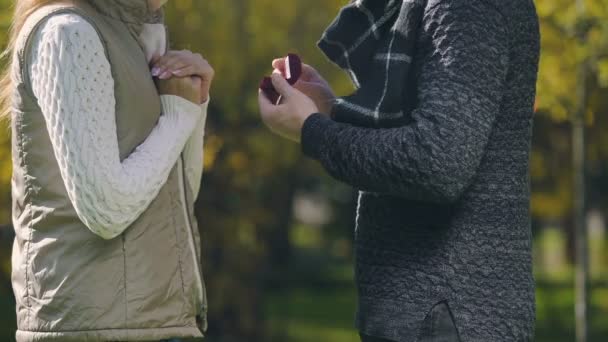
302, 0, 540, 341
26, 13, 208, 239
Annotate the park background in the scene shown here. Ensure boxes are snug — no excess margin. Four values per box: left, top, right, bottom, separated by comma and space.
0, 0, 607, 341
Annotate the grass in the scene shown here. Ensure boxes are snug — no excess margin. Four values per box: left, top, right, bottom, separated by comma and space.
262, 224, 608, 342
265, 285, 359, 341
263, 276, 608, 342
0, 224, 606, 341
2, 282, 606, 342
1, 268, 607, 342
535, 282, 608, 342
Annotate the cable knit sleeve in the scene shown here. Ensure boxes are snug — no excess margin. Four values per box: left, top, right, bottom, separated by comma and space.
28, 14, 202, 240
182, 99, 209, 200
301, 1, 509, 203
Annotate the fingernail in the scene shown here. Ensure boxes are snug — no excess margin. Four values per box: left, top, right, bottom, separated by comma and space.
151, 67, 161, 76
159, 71, 171, 79
172, 69, 183, 76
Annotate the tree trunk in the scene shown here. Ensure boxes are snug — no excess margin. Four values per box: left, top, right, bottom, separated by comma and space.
573, 1, 590, 340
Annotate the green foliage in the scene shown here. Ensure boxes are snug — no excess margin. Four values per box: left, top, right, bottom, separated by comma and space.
536, 0, 608, 121
532, 0, 608, 220
163, 1, 351, 339
0, 0, 11, 225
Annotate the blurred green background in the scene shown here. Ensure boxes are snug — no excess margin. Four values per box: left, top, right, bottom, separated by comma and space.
1, 0, 608, 341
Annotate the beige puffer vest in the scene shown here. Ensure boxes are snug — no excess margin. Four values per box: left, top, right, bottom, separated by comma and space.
10, 1, 207, 341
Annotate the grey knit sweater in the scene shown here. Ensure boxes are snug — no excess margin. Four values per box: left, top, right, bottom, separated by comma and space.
301, 0, 540, 341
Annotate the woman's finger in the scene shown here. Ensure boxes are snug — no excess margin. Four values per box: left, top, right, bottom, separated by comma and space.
152, 52, 191, 74
169, 61, 190, 71
149, 54, 162, 66
154, 56, 185, 69
157, 60, 190, 79
172, 66, 196, 77
152, 57, 173, 76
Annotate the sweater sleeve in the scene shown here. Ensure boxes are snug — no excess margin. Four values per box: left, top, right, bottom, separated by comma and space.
28, 14, 202, 240
182, 99, 209, 200
301, 1, 509, 203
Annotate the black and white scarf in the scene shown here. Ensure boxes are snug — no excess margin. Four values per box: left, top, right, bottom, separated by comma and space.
318, 0, 426, 128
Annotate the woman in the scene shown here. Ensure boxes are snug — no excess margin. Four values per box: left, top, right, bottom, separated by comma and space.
0, 0, 214, 341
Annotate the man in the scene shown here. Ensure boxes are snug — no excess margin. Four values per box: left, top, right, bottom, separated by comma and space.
258, 0, 540, 341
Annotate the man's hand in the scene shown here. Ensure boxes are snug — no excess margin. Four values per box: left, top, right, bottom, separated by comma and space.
272, 58, 336, 115
152, 50, 215, 103
156, 76, 203, 105
258, 73, 319, 143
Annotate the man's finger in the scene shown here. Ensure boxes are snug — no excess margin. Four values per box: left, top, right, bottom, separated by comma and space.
299, 64, 318, 82
258, 90, 280, 119
272, 58, 286, 72
271, 73, 294, 98
259, 90, 292, 128
294, 79, 316, 92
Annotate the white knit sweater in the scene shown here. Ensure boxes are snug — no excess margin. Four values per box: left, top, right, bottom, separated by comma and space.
25, 14, 208, 239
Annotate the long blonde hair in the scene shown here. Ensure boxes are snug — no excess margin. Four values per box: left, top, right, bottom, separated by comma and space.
0, 0, 62, 124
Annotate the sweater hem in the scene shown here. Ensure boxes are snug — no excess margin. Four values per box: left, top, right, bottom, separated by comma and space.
355, 296, 438, 342
16, 326, 204, 342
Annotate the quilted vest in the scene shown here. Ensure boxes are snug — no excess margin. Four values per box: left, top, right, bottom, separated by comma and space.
10, 1, 206, 341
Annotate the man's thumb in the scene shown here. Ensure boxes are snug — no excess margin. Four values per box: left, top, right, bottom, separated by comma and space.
271, 73, 293, 98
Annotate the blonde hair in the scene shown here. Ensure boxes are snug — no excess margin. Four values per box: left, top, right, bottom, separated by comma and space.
0, 0, 63, 125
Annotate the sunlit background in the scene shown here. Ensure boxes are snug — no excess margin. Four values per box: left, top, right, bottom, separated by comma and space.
0, 0, 607, 341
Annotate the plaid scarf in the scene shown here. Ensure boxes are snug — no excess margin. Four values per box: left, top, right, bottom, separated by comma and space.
318, 0, 426, 127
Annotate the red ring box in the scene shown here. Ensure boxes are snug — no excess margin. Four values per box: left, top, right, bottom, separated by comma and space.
260, 53, 302, 104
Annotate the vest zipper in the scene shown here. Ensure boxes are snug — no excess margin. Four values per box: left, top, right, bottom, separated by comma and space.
177, 155, 205, 314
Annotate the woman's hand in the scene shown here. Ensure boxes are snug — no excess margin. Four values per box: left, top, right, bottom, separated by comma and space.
151, 50, 215, 103
156, 76, 203, 105
272, 58, 336, 115
258, 73, 319, 143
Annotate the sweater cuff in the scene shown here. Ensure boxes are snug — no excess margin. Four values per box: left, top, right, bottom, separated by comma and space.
301, 113, 332, 160
160, 95, 201, 120
200, 97, 210, 111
